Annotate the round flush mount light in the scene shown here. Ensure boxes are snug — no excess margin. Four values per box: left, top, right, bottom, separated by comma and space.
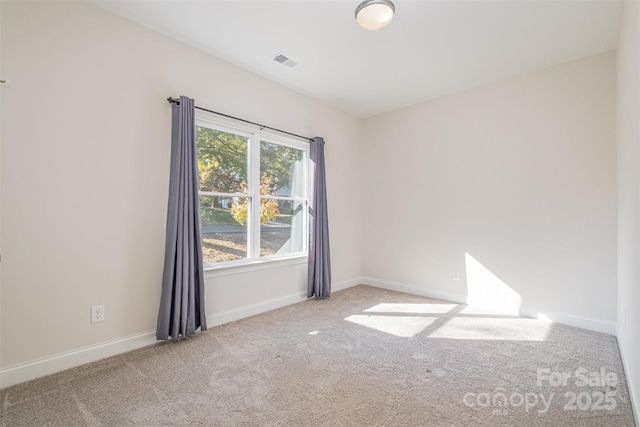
355, 0, 395, 31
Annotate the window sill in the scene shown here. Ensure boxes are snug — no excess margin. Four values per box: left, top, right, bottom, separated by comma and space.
203, 255, 308, 279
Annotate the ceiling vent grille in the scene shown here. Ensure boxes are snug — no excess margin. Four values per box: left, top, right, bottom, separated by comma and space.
272, 53, 299, 69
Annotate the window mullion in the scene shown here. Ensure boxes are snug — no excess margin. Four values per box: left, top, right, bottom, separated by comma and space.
303, 150, 310, 253
249, 133, 261, 259
196, 116, 310, 267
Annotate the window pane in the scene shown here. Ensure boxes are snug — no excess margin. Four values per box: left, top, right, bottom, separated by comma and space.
197, 126, 248, 193
200, 195, 248, 263
260, 198, 306, 257
260, 141, 305, 198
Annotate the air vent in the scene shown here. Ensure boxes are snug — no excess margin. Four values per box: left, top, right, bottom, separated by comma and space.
272, 53, 299, 69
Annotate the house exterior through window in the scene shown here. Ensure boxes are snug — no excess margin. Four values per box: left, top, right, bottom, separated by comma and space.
195, 117, 309, 268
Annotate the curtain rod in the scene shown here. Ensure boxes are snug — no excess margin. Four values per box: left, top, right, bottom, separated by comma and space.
167, 97, 313, 143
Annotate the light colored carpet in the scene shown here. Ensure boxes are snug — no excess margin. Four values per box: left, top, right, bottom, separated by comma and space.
0, 285, 635, 426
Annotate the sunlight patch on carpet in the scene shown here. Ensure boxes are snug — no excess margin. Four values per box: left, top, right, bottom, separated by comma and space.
427, 317, 551, 341
345, 315, 438, 337
364, 303, 458, 314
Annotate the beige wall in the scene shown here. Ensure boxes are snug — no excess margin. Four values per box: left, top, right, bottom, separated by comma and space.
362, 51, 617, 323
0, 0, 630, 399
616, 0, 640, 415
0, 1, 363, 369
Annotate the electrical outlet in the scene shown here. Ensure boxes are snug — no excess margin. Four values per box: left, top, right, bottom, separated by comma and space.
452, 270, 460, 281
91, 305, 105, 323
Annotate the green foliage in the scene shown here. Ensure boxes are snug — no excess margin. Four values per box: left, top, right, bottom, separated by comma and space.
197, 127, 247, 194
200, 205, 237, 225
231, 174, 280, 225
196, 126, 304, 223
260, 142, 303, 191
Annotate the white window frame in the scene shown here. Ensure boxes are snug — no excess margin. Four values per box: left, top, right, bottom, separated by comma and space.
195, 115, 310, 271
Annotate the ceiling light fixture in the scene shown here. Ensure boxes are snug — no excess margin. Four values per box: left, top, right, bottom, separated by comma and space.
355, 0, 395, 31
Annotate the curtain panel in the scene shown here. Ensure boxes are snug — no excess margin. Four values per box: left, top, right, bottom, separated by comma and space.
157, 95, 207, 340
308, 137, 331, 298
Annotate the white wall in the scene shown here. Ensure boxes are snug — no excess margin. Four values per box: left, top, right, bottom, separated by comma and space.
0, 0, 363, 377
0, 0, 629, 394
616, 0, 640, 416
362, 51, 617, 327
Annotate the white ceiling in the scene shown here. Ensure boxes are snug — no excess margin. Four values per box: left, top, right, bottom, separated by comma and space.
94, 0, 622, 118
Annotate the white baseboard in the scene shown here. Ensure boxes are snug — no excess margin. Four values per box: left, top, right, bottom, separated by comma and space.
1, 276, 615, 389
206, 291, 308, 327
0, 277, 361, 389
518, 305, 616, 335
332, 277, 363, 292
362, 276, 467, 304
616, 330, 640, 427
205, 277, 361, 327
361, 276, 617, 335
0, 330, 157, 389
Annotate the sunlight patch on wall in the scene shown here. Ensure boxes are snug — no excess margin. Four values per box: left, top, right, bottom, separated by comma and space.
465, 252, 521, 314
427, 318, 550, 341
364, 303, 458, 314
345, 315, 437, 338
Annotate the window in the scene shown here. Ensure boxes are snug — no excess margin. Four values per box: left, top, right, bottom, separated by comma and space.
196, 118, 309, 268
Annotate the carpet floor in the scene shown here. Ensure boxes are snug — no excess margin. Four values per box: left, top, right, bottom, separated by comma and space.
0, 285, 636, 426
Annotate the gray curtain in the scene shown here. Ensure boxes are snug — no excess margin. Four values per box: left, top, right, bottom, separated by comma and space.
157, 95, 207, 340
308, 137, 331, 298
